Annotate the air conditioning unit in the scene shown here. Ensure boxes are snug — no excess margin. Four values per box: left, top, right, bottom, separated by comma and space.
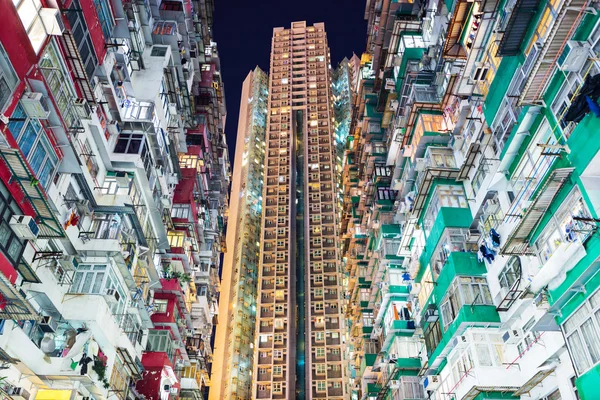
415, 158, 426, 172
385, 78, 396, 91
39, 7, 65, 36
74, 98, 92, 119
59, 255, 79, 271
388, 353, 398, 362
9, 215, 40, 240
7, 386, 31, 400
502, 328, 524, 344
76, 199, 93, 216
452, 135, 465, 151
107, 120, 121, 136
170, 387, 178, 394
558, 41, 590, 72
451, 335, 469, 350
168, 103, 178, 114
424, 303, 439, 322
20, 92, 50, 119
39, 315, 58, 333
114, 171, 130, 188
423, 375, 441, 391
472, 63, 490, 82
389, 379, 401, 389
104, 288, 121, 304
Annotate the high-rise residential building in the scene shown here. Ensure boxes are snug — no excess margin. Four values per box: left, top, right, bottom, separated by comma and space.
252, 21, 346, 400
343, 0, 600, 400
0, 0, 229, 399
211, 66, 268, 400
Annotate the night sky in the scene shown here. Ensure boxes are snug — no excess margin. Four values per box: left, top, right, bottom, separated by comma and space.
213, 0, 368, 162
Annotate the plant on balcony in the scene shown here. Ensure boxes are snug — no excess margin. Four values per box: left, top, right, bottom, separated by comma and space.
162, 264, 192, 283
91, 355, 110, 389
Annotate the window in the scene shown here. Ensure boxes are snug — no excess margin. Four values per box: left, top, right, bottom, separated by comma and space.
171, 204, 191, 220
511, 119, 555, 195
316, 381, 326, 392
114, 133, 146, 154
146, 330, 175, 361
563, 289, 600, 374
440, 276, 493, 329
273, 382, 282, 394
422, 185, 468, 236
93, 0, 115, 39
315, 364, 326, 375
8, 104, 59, 188
273, 365, 283, 376
0, 180, 25, 265
535, 187, 591, 262
40, 41, 79, 128
0, 43, 19, 112
71, 264, 127, 314
526, 0, 564, 53
498, 256, 521, 290
109, 354, 129, 400
424, 320, 442, 356
542, 389, 562, 400
67, 0, 99, 78
154, 299, 168, 313
315, 347, 325, 358
13, 0, 47, 53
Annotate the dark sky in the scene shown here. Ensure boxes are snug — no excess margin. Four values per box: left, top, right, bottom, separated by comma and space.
213, 0, 368, 162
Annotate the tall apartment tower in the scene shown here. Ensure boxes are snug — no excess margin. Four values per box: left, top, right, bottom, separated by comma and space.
253, 21, 346, 400
211, 67, 269, 400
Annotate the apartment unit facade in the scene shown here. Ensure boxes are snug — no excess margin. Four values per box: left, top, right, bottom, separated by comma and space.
0, 0, 228, 399
252, 21, 347, 400
210, 66, 268, 400
344, 0, 600, 400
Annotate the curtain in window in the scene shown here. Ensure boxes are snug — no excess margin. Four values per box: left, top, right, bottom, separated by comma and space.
475, 344, 493, 366
581, 318, 600, 364
567, 332, 590, 373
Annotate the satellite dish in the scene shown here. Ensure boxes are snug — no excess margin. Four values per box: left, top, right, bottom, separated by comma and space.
40, 334, 56, 354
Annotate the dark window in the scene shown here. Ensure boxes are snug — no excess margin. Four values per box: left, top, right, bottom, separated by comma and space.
0, 180, 25, 266
114, 133, 145, 154
424, 320, 442, 356
151, 46, 168, 57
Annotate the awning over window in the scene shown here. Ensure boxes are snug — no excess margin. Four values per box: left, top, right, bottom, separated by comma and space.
519, 0, 589, 104
457, 142, 481, 181
410, 167, 460, 218
0, 148, 65, 238
117, 347, 143, 380
0, 272, 41, 321
501, 168, 574, 255
496, 0, 541, 56
443, 0, 472, 59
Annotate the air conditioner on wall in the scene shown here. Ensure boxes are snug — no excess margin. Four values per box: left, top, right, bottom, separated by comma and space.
9, 215, 40, 240
39, 315, 58, 333
7, 386, 31, 400
20, 92, 50, 119
502, 328, 524, 344
59, 255, 80, 271
104, 288, 121, 304
39, 8, 65, 36
558, 41, 590, 72
423, 375, 441, 391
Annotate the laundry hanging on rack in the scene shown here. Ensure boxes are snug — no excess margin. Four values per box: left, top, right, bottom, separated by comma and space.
564, 74, 600, 123
490, 228, 501, 247
479, 244, 495, 264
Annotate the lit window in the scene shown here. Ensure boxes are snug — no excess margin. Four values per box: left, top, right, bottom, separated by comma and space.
14, 0, 47, 53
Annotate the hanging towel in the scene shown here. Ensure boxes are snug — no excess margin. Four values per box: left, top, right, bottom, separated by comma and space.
88, 338, 99, 358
